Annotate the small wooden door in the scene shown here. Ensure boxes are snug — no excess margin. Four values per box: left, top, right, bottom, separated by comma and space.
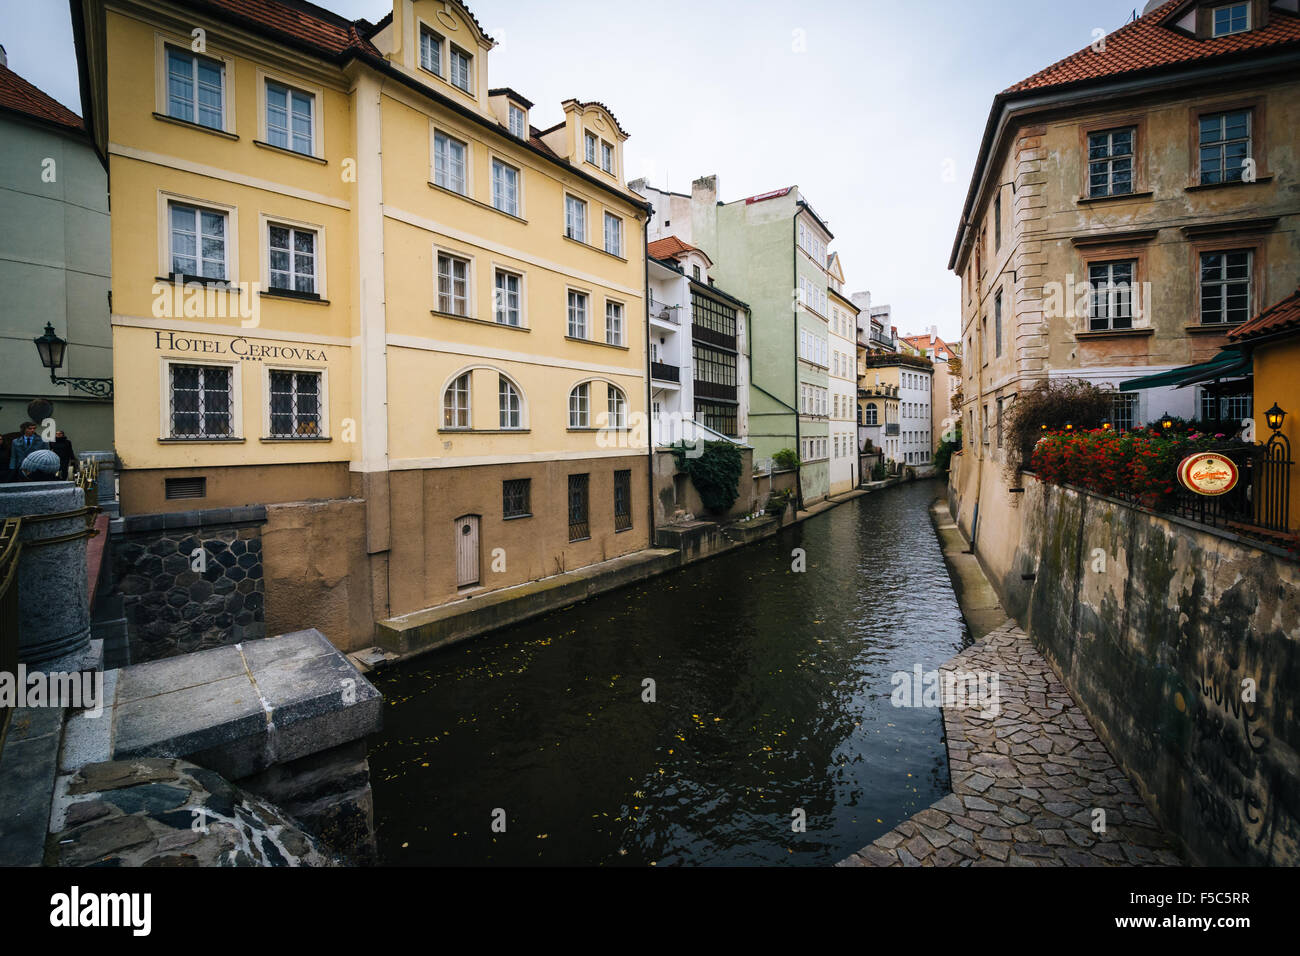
455, 514, 480, 588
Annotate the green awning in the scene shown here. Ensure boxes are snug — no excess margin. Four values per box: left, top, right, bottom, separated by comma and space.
1119, 347, 1250, 392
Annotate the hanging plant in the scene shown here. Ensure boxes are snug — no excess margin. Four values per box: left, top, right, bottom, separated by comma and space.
672, 440, 744, 513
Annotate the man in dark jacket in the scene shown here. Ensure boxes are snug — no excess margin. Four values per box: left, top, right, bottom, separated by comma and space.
7, 422, 47, 474
50, 430, 79, 480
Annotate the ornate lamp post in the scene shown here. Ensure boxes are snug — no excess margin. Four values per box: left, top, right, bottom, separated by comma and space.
32, 323, 114, 399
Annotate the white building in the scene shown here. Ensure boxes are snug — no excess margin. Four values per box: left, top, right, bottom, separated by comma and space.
898, 363, 934, 473
827, 253, 860, 493
642, 233, 749, 448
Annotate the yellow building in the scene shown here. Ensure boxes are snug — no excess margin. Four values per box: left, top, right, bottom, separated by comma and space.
1228, 287, 1300, 535
74, 0, 651, 650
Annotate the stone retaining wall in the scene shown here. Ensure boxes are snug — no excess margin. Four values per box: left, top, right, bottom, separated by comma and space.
108, 506, 266, 663
963, 472, 1300, 865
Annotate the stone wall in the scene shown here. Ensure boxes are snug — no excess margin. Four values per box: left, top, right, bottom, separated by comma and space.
108, 506, 267, 663
966, 472, 1300, 865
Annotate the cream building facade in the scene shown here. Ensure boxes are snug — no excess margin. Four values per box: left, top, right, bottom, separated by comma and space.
74, 0, 651, 649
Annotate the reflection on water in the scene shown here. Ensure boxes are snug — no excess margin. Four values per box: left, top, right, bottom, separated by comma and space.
369, 480, 968, 865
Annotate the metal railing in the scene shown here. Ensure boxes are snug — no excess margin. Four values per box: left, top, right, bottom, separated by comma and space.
650, 361, 680, 383
0, 519, 21, 740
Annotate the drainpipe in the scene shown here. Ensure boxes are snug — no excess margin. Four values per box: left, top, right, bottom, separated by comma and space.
643, 215, 655, 541
791, 213, 805, 511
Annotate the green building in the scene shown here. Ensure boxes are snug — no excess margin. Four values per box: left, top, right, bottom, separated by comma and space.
0, 51, 113, 458
689, 178, 833, 504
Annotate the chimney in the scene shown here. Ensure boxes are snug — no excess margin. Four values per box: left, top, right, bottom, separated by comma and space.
0, 44, 7, 69
691, 174, 718, 208
850, 291, 872, 313
628, 177, 648, 196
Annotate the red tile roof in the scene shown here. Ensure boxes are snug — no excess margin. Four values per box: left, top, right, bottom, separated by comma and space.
0, 63, 82, 130
1227, 286, 1300, 343
182, 0, 380, 59
647, 236, 701, 260
1005, 0, 1300, 94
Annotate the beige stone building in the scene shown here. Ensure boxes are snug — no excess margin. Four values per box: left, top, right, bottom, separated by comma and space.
949, 0, 1300, 547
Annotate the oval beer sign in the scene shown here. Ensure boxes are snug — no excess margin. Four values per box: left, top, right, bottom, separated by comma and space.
1177, 452, 1239, 496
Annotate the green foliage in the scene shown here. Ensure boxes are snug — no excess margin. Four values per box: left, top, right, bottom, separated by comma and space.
773, 447, 800, 471
672, 440, 744, 513
933, 425, 962, 475
1006, 379, 1114, 473
765, 489, 793, 516
871, 459, 887, 481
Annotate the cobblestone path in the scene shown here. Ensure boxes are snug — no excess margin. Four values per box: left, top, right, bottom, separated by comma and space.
839, 622, 1183, 867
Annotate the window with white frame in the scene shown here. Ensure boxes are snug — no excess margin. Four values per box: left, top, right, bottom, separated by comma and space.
1112, 393, 1138, 432
605, 300, 624, 345
419, 26, 443, 75
268, 223, 317, 294
269, 369, 322, 437
1087, 128, 1134, 198
449, 46, 472, 93
437, 252, 470, 316
569, 382, 590, 427
169, 202, 228, 280
166, 47, 225, 130
491, 158, 519, 216
499, 376, 522, 429
607, 385, 627, 428
493, 269, 521, 326
508, 103, 526, 138
601, 140, 614, 174
567, 290, 588, 338
1200, 250, 1251, 324
604, 212, 622, 256
584, 132, 597, 164
1088, 260, 1135, 330
1212, 2, 1250, 36
565, 195, 587, 241
443, 372, 471, 428
434, 131, 467, 194
265, 80, 314, 154
1199, 110, 1251, 185
169, 363, 233, 438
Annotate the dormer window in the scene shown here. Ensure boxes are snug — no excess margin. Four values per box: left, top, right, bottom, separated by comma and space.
584, 131, 597, 164
450, 45, 472, 93
419, 26, 443, 76
601, 140, 614, 174
508, 103, 526, 138
1212, 3, 1250, 37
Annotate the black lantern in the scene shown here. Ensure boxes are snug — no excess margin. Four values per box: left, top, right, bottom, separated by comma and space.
33, 323, 67, 373
1160, 414, 1174, 431
31, 322, 113, 398
1064, 420, 1074, 432
1265, 403, 1286, 433
1101, 420, 1112, 431
1040, 423, 1048, 431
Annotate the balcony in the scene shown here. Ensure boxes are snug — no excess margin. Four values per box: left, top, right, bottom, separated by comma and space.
692, 323, 737, 351
859, 383, 899, 398
694, 380, 737, 401
651, 361, 680, 383
648, 297, 681, 326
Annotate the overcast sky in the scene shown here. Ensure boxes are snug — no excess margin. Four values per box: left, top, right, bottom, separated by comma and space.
2, 0, 1146, 342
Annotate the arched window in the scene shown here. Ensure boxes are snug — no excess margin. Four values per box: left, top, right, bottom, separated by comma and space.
864, 402, 878, 426
569, 382, 590, 428
444, 372, 470, 428
607, 384, 627, 428
499, 375, 522, 429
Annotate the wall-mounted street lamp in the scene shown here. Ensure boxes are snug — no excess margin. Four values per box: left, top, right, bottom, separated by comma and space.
32, 323, 114, 399
1265, 402, 1287, 434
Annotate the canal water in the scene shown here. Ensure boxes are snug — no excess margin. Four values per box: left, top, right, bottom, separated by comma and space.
368, 480, 970, 865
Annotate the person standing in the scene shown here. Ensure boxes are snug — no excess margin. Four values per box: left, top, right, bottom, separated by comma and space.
7, 422, 47, 475
50, 430, 79, 480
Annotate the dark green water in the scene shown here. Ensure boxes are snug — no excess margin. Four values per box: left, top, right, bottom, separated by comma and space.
369, 480, 969, 865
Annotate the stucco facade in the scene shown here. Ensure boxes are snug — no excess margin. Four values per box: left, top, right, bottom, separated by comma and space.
76, 0, 651, 648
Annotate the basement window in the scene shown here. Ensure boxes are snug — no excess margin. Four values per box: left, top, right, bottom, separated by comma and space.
165, 476, 207, 500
